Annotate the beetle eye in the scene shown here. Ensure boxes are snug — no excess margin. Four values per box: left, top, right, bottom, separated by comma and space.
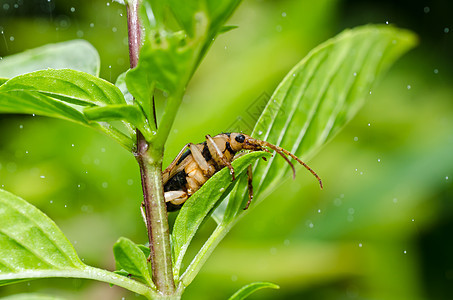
235, 134, 245, 143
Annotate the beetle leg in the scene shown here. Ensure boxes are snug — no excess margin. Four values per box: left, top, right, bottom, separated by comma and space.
162, 143, 192, 184
205, 134, 236, 180
243, 165, 254, 210
164, 190, 188, 205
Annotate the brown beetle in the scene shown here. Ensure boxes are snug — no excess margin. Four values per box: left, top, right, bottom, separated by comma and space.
163, 133, 322, 211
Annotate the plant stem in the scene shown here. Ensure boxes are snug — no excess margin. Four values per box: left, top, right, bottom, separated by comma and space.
136, 142, 176, 294
127, 0, 141, 69
127, 0, 176, 295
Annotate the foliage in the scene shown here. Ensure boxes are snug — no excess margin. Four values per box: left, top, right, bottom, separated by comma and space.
0, 0, 417, 299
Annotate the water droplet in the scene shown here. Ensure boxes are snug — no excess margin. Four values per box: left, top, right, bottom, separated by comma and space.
127, 179, 133, 185
317, 209, 321, 213
102, 182, 108, 188
112, 27, 117, 33
3, 3, 10, 10
282, 12, 287, 17
40, 175, 45, 179
284, 239, 290, 246
407, 84, 411, 90
50, 200, 53, 204
411, 218, 415, 222
446, 176, 449, 180
434, 69, 439, 74
19, 124, 23, 129
359, 243, 363, 247
348, 208, 355, 214
64, 205, 67, 208
276, 25, 282, 32
377, 158, 381, 162
270, 247, 277, 254
424, 6, 430, 13
71, 144, 75, 147
393, 198, 398, 203
90, 23, 94, 28
258, 130, 263, 135
106, 2, 110, 6
367, 123, 371, 126
353, 136, 358, 142
70, 7, 75, 12
219, 187, 225, 192
385, 21, 389, 25
353, 72, 357, 76
444, 27, 450, 33
403, 250, 407, 254
231, 275, 237, 281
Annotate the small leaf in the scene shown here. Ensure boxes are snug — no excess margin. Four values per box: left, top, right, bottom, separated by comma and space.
228, 282, 279, 300
83, 104, 150, 139
113, 237, 154, 287
172, 151, 270, 274
0, 69, 126, 106
219, 25, 239, 34
115, 71, 134, 105
137, 244, 151, 258
0, 40, 100, 78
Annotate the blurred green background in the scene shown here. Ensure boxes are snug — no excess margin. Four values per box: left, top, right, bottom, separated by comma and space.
0, 0, 452, 299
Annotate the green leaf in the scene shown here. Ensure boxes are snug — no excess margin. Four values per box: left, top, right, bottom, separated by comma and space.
225, 25, 418, 222
228, 282, 279, 300
172, 151, 270, 275
113, 237, 154, 287
167, 0, 241, 38
0, 40, 100, 78
138, 244, 151, 258
0, 189, 155, 297
83, 104, 151, 139
0, 293, 66, 300
0, 188, 84, 285
115, 70, 134, 105
0, 69, 126, 106
0, 91, 89, 124
182, 25, 417, 287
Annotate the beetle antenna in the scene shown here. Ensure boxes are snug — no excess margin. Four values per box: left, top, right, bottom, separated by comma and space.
257, 141, 296, 179
259, 141, 323, 189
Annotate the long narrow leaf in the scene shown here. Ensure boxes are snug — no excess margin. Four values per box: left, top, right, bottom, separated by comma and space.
222, 25, 418, 222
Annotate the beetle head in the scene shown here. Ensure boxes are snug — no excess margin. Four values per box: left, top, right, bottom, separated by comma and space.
229, 133, 264, 152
